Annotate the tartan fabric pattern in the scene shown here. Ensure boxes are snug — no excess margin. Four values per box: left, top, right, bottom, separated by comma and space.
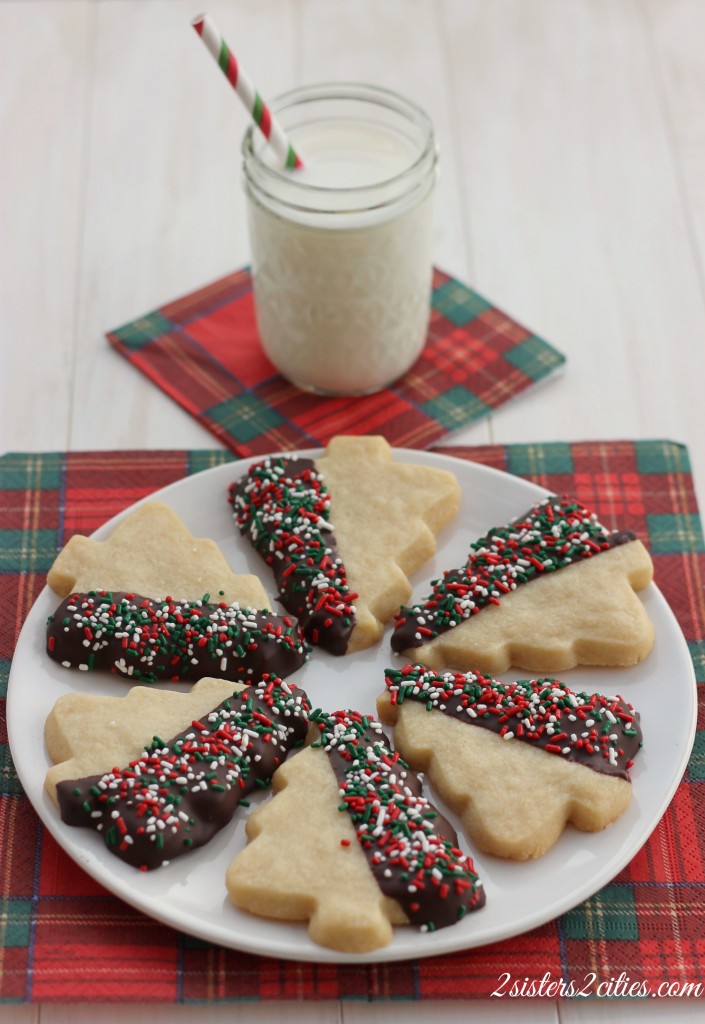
107, 267, 565, 455
0, 440, 703, 1002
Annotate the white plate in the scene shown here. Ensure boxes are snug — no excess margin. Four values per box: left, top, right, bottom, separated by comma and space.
7, 449, 697, 963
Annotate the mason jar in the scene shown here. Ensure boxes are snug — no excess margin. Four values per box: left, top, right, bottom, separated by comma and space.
241, 83, 438, 395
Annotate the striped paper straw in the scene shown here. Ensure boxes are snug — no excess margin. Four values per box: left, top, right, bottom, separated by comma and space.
191, 13, 303, 170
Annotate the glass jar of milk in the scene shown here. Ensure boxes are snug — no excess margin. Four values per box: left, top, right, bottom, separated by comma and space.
242, 83, 438, 395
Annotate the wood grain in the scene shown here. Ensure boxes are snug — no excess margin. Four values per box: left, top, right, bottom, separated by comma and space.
0, 1, 92, 450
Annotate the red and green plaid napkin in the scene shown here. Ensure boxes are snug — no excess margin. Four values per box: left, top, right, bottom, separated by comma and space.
0, 440, 703, 1002
107, 267, 565, 455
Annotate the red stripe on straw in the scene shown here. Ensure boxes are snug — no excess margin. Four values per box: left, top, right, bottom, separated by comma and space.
192, 17, 204, 36
260, 104, 272, 140
225, 50, 239, 88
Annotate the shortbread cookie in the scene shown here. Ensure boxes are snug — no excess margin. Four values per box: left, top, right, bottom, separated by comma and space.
46, 502, 309, 682
48, 501, 267, 606
227, 708, 484, 953
45, 675, 310, 870
392, 495, 654, 673
379, 665, 642, 860
230, 436, 461, 655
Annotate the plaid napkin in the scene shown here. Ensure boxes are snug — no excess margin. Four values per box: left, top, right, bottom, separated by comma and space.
107, 267, 565, 455
0, 441, 702, 1002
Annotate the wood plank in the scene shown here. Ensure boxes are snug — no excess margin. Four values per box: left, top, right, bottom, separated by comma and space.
439, 0, 705, 509
68, 0, 297, 450
1, 1006, 38, 1024
560, 997, 705, 1022
0, 0, 91, 452
644, 0, 705, 296
41, 1004, 341, 1024
642, 0, 705, 503
343, 1000, 558, 1023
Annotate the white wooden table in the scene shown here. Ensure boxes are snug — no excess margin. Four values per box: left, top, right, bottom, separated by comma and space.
2, 1, 704, 1021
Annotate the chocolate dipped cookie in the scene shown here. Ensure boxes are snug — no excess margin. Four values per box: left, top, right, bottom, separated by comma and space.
45, 676, 311, 870
45, 501, 308, 683
392, 495, 654, 674
227, 708, 484, 952
379, 665, 643, 860
230, 436, 461, 655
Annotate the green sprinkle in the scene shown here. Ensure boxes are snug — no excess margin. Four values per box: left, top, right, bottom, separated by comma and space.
398, 496, 622, 641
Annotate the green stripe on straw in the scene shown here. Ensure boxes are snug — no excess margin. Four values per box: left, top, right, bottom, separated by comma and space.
218, 39, 230, 75
252, 93, 264, 129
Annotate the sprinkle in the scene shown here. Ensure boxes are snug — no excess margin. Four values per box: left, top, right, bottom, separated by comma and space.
229, 457, 356, 654
58, 677, 311, 870
393, 496, 635, 649
47, 591, 309, 682
384, 665, 642, 780
312, 709, 484, 931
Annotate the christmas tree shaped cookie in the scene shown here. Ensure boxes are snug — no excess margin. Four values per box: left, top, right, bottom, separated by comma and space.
391, 495, 654, 674
227, 709, 484, 953
379, 665, 643, 860
45, 502, 308, 682
230, 436, 461, 655
48, 500, 267, 606
45, 675, 311, 870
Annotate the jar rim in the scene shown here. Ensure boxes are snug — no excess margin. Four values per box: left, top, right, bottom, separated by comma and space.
241, 81, 437, 200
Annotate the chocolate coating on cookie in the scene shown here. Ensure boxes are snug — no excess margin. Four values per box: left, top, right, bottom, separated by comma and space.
312, 709, 485, 931
46, 591, 309, 683
56, 678, 311, 870
384, 666, 642, 780
392, 496, 638, 653
230, 457, 356, 655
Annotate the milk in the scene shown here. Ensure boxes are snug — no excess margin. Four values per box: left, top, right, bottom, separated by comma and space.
267, 121, 420, 189
242, 85, 437, 395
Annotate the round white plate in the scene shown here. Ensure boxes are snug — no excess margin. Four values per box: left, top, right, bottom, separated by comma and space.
7, 449, 697, 963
